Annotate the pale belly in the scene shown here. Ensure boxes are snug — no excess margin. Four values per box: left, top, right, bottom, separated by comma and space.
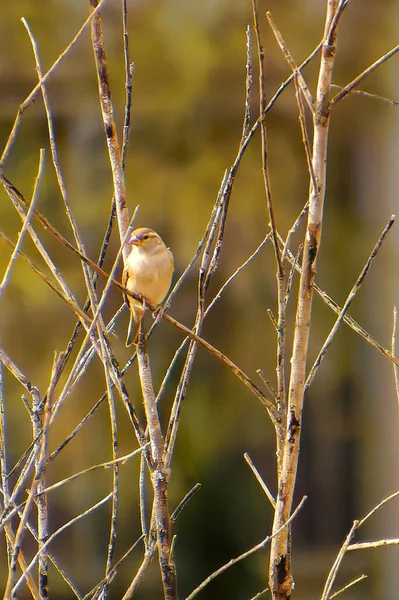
126, 249, 173, 306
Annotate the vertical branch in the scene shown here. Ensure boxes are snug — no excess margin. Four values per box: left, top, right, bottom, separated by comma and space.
251, 2, 286, 435
103, 376, 119, 595
34, 354, 61, 599
89, 0, 130, 257
165, 24, 259, 468
251, 0, 283, 279
136, 326, 177, 600
0, 357, 11, 568
33, 391, 48, 600
3, 384, 43, 600
392, 307, 399, 414
269, 2, 342, 599
121, 0, 135, 170
241, 26, 253, 144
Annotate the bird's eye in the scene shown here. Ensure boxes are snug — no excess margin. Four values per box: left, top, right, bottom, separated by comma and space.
143, 235, 149, 240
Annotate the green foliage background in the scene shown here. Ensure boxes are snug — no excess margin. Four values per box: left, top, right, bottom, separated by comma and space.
0, 1, 398, 598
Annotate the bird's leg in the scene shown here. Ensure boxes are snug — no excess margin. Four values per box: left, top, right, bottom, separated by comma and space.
152, 305, 164, 325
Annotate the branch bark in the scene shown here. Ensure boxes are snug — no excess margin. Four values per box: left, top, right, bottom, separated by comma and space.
137, 327, 177, 600
269, 2, 341, 598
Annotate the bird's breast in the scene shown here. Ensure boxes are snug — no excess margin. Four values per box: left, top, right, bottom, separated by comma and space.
126, 248, 173, 306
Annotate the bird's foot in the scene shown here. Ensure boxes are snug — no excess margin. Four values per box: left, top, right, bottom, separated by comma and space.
152, 305, 164, 324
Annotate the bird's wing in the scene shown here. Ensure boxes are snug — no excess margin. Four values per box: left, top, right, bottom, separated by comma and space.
167, 247, 174, 269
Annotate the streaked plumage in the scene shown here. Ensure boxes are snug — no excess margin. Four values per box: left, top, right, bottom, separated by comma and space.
123, 227, 174, 346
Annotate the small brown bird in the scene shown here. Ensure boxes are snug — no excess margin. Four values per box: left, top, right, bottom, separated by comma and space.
123, 227, 174, 346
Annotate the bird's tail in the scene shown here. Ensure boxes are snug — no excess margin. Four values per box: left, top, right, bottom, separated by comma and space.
126, 305, 144, 346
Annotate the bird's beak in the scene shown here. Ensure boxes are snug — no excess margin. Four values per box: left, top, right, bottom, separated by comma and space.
129, 235, 140, 246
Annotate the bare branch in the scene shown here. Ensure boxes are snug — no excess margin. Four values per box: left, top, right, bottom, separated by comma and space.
89, 0, 130, 254
270, 2, 341, 597
320, 520, 359, 600
12, 494, 113, 596
329, 574, 367, 599
0, 150, 44, 299
244, 453, 276, 508
348, 539, 399, 551
185, 496, 306, 600
392, 307, 399, 414
331, 43, 399, 106
0, 0, 111, 166
266, 12, 314, 112
306, 215, 395, 390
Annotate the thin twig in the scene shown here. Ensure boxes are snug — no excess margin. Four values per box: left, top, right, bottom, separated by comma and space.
171, 484, 202, 523
51, 200, 117, 396
23, 16, 110, 373
0, 348, 39, 396
12, 494, 113, 596
50, 212, 138, 423
165, 190, 226, 468
0, 448, 146, 536
242, 26, 253, 141
329, 575, 367, 599
207, 235, 270, 314
249, 588, 269, 600
331, 83, 399, 108
266, 12, 314, 112
293, 71, 318, 193
185, 496, 306, 600
392, 307, 399, 415
305, 215, 395, 390
139, 453, 148, 546
3, 377, 43, 599
244, 453, 276, 508
83, 535, 144, 599
121, 549, 156, 600
256, 369, 277, 402
284, 244, 302, 309
164, 24, 273, 469
41, 447, 146, 499
357, 489, 399, 528
121, 0, 135, 170
281, 202, 309, 265
331, 43, 399, 106
163, 313, 275, 413
23, 26, 131, 543
347, 539, 399, 551
252, 0, 285, 423
0, 0, 111, 166
252, 0, 283, 281
280, 234, 399, 368
0, 150, 45, 299
320, 521, 359, 600
265, 41, 323, 116
0, 355, 11, 576
321, 488, 399, 598
0, 230, 92, 325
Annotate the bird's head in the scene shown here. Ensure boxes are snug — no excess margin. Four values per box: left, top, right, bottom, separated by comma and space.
128, 228, 164, 253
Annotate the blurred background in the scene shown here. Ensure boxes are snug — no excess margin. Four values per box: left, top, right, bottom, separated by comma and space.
1, 0, 399, 598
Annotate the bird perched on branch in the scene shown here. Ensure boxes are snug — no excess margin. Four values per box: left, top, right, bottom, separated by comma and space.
123, 227, 174, 346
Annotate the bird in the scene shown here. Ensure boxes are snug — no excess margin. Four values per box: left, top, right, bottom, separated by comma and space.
122, 227, 174, 346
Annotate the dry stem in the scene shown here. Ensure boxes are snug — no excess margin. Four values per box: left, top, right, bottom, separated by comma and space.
269, 2, 342, 598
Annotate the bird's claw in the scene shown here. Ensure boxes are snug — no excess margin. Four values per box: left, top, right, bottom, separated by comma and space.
152, 305, 164, 323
